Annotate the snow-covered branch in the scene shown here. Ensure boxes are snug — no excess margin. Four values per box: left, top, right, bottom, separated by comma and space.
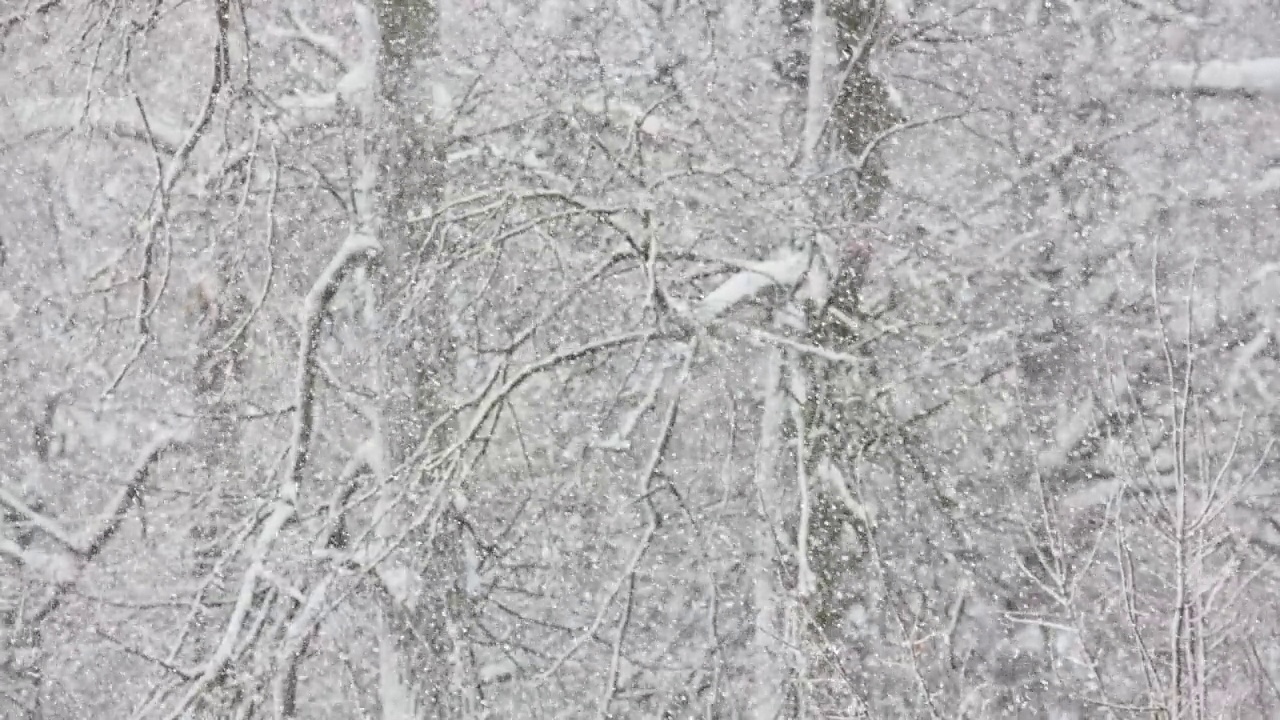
162, 505, 295, 720
151, 0, 232, 195
271, 575, 334, 717
1147, 58, 1280, 98
691, 248, 813, 323
0, 431, 185, 558
283, 233, 382, 504
800, 0, 831, 169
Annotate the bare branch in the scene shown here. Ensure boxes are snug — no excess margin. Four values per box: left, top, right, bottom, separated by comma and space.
0, 0, 62, 37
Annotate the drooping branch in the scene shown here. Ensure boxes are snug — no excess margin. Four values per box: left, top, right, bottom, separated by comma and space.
0, 432, 185, 558
0, 432, 185, 632
283, 232, 382, 504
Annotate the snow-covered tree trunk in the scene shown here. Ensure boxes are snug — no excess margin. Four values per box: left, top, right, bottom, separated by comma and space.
356, 1, 468, 716
321, 1, 459, 716
746, 1, 837, 716
745, 0, 900, 714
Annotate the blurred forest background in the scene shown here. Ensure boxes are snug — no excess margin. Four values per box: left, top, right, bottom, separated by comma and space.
3, 0, 1280, 717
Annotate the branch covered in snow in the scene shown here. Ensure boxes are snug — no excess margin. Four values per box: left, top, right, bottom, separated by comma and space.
271, 575, 334, 717
0, 431, 185, 558
155, 229, 379, 717
283, 233, 382, 504
691, 248, 812, 323
157, 0, 232, 195
1147, 58, 1280, 98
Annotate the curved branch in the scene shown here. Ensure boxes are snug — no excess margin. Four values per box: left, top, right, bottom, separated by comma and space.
0, 432, 185, 558
284, 233, 382, 504
0, 0, 62, 37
